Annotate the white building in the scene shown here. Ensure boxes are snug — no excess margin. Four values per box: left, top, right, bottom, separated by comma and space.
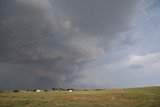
36, 90, 42, 92
68, 90, 72, 92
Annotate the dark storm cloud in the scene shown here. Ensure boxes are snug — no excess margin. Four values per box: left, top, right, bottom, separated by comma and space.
0, 0, 141, 89
0, 0, 81, 89
53, 0, 139, 41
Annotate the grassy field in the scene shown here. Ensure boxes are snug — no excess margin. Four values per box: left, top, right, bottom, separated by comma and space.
0, 86, 160, 107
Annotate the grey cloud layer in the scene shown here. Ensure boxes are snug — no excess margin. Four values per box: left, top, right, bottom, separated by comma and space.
0, 0, 144, 89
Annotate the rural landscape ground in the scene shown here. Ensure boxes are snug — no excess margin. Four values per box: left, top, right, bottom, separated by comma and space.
0, 86, 160, 107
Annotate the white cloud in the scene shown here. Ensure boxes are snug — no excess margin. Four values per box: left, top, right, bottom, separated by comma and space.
129, 52, 160, 65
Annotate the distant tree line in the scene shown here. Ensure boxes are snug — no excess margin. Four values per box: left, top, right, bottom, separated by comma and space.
52, 87, 74, 91
9, 87, 74, 92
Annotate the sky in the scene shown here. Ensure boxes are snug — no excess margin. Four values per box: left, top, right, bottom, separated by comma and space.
0, 0, 160, 89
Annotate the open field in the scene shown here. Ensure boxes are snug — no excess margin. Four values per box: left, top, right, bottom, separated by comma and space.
0, 86, 160, 107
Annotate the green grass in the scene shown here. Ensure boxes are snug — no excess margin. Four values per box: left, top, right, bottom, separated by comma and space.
0, 86, 160, 107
